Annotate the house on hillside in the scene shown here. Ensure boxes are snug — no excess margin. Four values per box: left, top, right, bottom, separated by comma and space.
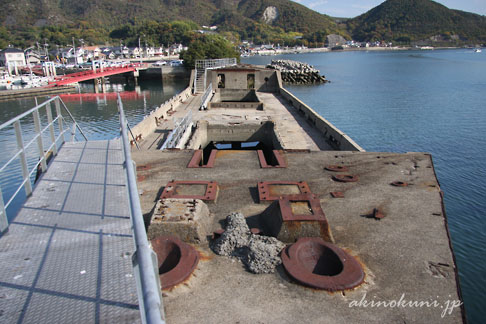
130, 47, 141, 58
105, 51, 116, 60
115, 46, 130, 58
145, 47, 155, 57
60, 47, 84, 65
0, 48, 26, 68
154, 46, 164, 56
84, 46, 101, 60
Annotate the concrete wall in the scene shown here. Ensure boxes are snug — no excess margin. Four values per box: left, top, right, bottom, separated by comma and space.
130, 86, 192, 142
217, 89, 259, 102
209, 102, 262, 110
187, 121, 281, 150
161, 66, 191, 80
207, 69, 279, 92
279, 88, 364, 152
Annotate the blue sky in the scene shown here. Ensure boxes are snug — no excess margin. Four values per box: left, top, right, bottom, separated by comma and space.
293, 0, 486, 18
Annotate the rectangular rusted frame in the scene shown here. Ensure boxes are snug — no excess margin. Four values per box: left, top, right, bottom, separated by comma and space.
278, 194, 326, 221
160, 180, 219, 201
257, 150, 287, 168
258, 181, 311, 202
187, 149, 218, 168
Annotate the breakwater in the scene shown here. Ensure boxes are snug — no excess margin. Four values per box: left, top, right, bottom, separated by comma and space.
267, 60, 329, 85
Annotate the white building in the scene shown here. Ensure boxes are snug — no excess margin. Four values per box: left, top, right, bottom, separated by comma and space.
0, 48, 26, 68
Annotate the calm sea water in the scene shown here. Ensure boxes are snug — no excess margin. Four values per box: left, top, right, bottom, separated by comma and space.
0, 50, 484, 322
244, 49, 486, 323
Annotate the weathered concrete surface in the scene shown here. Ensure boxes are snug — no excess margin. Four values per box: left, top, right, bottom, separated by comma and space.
133, 149, 463, 323
136, 90, 338, 151
148, 198, 211, 243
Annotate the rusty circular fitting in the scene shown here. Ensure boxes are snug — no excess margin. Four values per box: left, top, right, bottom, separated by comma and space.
332, 174, 358, 182
325, 165, 349, 172
151, 236, 199, 290
391, 181, 408, 187
281, 237, 364, 291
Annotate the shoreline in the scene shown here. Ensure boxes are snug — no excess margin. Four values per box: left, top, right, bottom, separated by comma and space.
249, 45, 467, 56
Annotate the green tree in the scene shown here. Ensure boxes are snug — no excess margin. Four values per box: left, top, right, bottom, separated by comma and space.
180, 34, 239, 68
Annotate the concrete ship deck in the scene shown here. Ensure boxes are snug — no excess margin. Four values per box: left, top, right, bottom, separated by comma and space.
130, 64, 464, 323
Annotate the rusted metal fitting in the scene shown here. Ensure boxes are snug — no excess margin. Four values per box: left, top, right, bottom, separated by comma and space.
258, 181, 312, 202
332, 175, 359, 183
325, 165, 349, 172
330, 191, 345, 198
151, 235, 199, 290
136, 164, 151, 171
281, 237, 364, 291
160, 180, 219, 202
391, 181, 408, 187
373, 208, 385, 219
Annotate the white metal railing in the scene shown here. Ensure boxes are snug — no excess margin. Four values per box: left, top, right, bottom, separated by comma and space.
160, 110, 193, 150
0, 96, 87, 233
117, 94, 165, 324
194, 58, 237, 93
200, 82, 213, 110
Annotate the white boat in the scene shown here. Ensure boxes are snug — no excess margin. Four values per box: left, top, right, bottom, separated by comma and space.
20, 75, 49, 86
474, 48, 482, 53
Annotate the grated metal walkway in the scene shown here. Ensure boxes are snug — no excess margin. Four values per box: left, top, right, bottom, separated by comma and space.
0, 140, 141, 323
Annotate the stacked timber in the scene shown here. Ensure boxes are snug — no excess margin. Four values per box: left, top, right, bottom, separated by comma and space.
267, 60, 329, 85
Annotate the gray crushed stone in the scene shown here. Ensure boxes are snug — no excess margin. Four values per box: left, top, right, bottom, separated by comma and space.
211, 212, 286, 274
212, 212, 251, 256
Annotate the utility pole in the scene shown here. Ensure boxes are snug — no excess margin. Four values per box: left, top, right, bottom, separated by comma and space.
72, 37, 76, 64
44, 38, 49, 61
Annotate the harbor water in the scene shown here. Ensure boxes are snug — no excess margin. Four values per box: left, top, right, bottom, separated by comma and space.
244, 49, 486, 323
0, 49, 485, 322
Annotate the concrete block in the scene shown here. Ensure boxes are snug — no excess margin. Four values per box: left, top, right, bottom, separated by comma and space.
148, 198, 212, 244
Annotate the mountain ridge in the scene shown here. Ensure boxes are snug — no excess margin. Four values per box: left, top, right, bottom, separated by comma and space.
0, 0, 485, 48
347, 0, 486, 43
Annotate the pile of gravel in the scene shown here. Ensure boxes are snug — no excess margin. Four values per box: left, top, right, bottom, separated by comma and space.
211, 212, 286, 274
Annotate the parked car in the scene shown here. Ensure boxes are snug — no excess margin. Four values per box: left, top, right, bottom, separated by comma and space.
170, 60, 183, 67
153, 61, 167, 66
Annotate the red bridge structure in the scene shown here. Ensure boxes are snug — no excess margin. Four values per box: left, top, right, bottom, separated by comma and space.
46, 64, 145, 87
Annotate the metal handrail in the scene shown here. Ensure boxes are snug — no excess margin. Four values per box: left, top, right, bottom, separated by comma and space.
160, 110, 193, 150
0, 96, 87, 233
194, 58, 237, 93
117, 94, 165, 324
200, 82, 213, 110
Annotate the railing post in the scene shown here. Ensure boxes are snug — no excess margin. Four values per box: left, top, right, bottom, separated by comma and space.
0, 187, 7, 233
33, 109, 47, 172
14, 121, 33, 196
46, 101, 58, 156
55, 97, 65, 144
71, 123, 77, 142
